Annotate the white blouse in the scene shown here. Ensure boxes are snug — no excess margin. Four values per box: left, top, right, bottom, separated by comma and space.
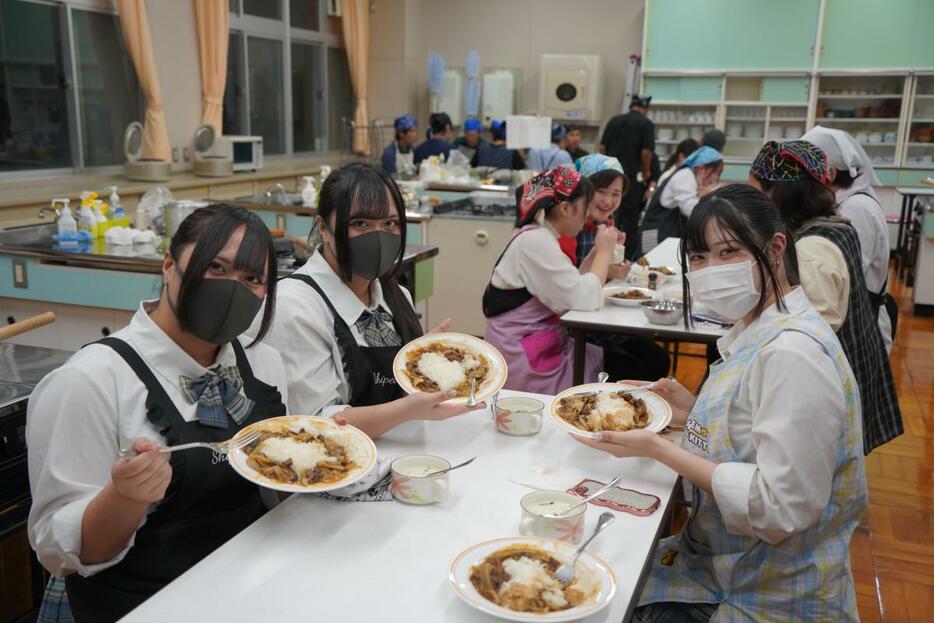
708, 287, 850, 545
249, 251, 415, 418
659, 167, 700, 217
27, 301, 289, 577
489, 222, 604, 314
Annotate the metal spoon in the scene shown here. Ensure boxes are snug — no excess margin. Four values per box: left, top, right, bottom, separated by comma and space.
425, 456, 476, 477
553, 512, 615, 586
542, 476, 621, 518
466, 378, 478, 407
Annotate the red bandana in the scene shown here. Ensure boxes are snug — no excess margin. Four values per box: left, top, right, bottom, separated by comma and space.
517, 166, 582, 224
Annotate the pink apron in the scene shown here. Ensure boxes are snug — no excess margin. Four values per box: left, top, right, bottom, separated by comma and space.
484, 230, 602, 395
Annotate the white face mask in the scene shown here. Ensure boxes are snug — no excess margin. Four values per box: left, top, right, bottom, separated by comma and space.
686, 260, 761, 321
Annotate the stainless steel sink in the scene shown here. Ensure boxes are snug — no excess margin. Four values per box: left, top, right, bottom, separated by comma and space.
0, 223, 57, 246
232, 193, 305, 207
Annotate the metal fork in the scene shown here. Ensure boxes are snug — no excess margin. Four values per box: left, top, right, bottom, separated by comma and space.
553, 512, 615, 586
118, 429, 263, 459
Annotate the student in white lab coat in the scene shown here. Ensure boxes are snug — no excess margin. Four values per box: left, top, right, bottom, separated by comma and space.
802, 125, 895, 352
254, 161, 485, 438
27, 205, 289, 622
576, 184, 867, 622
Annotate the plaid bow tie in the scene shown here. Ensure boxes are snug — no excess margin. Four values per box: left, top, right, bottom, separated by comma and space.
354, 308, 401, 348
179, 365, 254, 429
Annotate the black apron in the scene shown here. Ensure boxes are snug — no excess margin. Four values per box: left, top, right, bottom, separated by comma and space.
285, 274, 409, 407
639, 165, 689, 256
65, 337, 286, 623
482, 228, 534, 318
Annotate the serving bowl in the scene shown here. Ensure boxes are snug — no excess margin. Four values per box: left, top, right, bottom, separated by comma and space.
641, 299, 684, 326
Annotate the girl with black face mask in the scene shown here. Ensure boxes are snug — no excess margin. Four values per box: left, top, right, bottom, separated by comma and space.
27, 205, 288, 622
255, 161, 485, 439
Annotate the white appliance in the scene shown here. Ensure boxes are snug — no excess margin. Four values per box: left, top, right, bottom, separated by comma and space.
191, 124, 233, 177
438, 69, 464, 126
201, 134, 263, 172
539, 54, 603, 123
123, 122, 170, 182
482, 70, 515, 125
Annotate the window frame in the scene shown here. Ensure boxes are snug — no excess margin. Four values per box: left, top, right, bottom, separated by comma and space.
229, 0, 343, 157
0, 0, 141, 180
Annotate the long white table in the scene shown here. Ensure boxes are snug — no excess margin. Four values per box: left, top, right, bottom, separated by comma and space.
560, 238, 727, 384
121, 390, 680, 623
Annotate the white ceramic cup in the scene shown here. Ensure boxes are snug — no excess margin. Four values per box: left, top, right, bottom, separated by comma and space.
494, 396, 544, 436
519, 490, 586, 544
390, 455, 450, 505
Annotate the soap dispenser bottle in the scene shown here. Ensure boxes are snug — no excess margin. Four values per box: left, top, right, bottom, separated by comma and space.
55, 199, 77, 238
108, 186, 126, 219
77, 194, 96, 232
301, 176, 317, 208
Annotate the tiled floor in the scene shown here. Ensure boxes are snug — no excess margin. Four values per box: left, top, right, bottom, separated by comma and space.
671, 265, 934, 622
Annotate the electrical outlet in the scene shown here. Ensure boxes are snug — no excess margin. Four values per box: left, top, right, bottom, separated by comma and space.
12, 258, 27, 288
172, 148, 179, 163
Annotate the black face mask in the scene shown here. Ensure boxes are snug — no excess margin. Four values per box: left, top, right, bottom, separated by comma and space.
324, 224, 401, 281
170, 264, 264, 344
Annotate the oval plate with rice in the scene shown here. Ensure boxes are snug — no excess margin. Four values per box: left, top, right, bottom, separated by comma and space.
549, 383, 672, 439
393, 332, 507, 404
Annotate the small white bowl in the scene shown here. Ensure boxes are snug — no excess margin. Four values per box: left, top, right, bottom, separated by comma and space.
519, 490, 586, 544
493, 396, 544, 436
390, 455, 449, 505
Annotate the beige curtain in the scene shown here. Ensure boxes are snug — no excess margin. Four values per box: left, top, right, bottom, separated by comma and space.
341, 0, 370, 156
116, 0, 171, 161
193, 0, 229, 134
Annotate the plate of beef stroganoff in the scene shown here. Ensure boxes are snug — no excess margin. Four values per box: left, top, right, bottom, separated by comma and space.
393, 332, 507, 404
550, 382, 672, 439
227, 416, 377, 493
449, 536, 616, 622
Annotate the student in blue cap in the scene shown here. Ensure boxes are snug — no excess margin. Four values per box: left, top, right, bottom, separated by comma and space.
471, 120, 525, 170
380, 114, 418, 175
525, 123, 574, 172
414, 112, 454, 165
453, 117, 488, 161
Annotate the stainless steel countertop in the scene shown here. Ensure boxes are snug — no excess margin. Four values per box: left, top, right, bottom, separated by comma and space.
0, 343, 74, 408
0, 237, 439, 275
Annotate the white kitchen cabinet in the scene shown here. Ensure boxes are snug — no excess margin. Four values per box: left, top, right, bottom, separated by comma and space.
426, 218, 515, 337
56, 305, 122, 351
1, 298, 61, 349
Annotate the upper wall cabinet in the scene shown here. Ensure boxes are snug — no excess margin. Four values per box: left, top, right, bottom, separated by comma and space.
820, 0, 934, 70
644, 0, 819, 71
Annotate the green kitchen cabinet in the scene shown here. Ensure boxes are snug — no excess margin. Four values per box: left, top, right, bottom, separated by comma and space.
820, 0, 922, 69
643, 76, 722, 102
645, 0, 818, 71
644, 0, 727, 70
721, 0, 819, 70
761, 77, 810, 103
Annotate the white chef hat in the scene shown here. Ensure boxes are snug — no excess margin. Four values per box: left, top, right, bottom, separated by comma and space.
801, 125, 881, 186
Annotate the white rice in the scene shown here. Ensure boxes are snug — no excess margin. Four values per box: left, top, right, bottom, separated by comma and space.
502, 557, 568, 608
417, 351, 466, 391
585, 393, 637, 430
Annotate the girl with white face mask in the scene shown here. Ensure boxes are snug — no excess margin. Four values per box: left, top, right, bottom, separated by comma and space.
576, 184, 867, 622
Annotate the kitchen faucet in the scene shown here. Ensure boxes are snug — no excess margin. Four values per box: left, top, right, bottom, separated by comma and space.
38, 206, 61, 220
264, 183, 288, 204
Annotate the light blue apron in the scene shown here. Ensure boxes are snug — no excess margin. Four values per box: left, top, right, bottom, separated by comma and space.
638, 308, 867, 622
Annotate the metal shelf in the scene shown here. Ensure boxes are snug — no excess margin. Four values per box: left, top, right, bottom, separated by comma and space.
815, 117, 900, 123
817, 94, 903, 99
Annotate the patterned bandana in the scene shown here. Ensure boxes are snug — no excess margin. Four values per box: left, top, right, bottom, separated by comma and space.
575, 153, 624, 178
517, 165, 582, 225
179, 365, 254, 429
751, 140, 832, 185
355, 308, 401, 348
